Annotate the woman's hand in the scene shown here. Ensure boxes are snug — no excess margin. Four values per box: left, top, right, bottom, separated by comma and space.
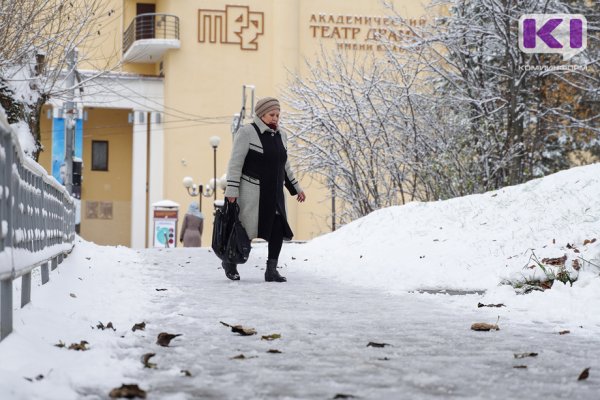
296, 191, 306, 203
226, 197, 237, 203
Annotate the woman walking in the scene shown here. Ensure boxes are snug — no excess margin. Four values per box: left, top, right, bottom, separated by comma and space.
180, 202, 204, 247
223, 97, 306, 282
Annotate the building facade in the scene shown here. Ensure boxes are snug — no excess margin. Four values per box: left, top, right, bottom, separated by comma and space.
38, 0, 429, 247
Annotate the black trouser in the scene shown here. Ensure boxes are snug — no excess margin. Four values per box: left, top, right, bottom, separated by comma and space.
268, 215, 284, 260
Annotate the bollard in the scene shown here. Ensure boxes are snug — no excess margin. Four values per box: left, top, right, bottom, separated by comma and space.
41, 262, 50, 285
0, 278, 13, 340
21, 272, 32, 307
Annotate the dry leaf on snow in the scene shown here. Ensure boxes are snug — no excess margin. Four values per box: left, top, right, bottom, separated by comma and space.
514, 352, 538, 359
477, 302, 505, 308
97, 321, 116, 331
156, 332, 182, 347
230, 353, 257, 360
261, 334, 281, 341
109, 383, 147, 399
366, 342, 391, 348
141, 353, 156, 369
24, 374, 44, 382
220, 321, 257, 336
131, 322, 146, 332
471, 323, 499, 331
578, 367, 590, 381
541, 255, 567, 266
68, 341, 89, 351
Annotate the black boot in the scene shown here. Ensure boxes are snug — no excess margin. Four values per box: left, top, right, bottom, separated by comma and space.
265, 259, 286, 282
222, 261, 240, 280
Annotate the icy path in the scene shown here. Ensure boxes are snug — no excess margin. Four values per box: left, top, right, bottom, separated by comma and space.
106, 247, 600, 399
1, 242, 599, 399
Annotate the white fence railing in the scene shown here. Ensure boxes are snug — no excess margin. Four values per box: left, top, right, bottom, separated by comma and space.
0, 112, 76, 341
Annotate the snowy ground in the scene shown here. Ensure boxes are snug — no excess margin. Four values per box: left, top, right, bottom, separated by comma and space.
0, 164, 599, 399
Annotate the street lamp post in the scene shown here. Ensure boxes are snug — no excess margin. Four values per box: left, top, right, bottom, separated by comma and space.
209, 136, 221, 202
182, 177, 213, 212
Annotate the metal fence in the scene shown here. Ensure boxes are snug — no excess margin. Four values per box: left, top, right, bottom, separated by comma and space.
0, 114, 76, 341
123, 13, 180, 55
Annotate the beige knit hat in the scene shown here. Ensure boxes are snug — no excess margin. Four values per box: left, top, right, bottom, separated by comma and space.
255, 97, 280, 117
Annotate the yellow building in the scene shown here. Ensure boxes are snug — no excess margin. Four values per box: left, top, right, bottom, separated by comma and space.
38, 0, 429, 248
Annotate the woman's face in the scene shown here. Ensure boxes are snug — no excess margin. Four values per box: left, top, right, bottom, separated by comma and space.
261, 110, 280, 127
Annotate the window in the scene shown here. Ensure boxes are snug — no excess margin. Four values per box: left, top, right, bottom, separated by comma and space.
91, 140, 109, 171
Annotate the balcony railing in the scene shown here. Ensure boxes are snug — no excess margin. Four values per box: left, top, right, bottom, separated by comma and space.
123, 13, 180, 63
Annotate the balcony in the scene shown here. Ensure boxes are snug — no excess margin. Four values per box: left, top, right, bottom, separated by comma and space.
123, 13, 180, 63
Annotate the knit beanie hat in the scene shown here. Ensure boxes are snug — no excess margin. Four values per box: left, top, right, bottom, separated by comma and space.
255, 97, 280, 117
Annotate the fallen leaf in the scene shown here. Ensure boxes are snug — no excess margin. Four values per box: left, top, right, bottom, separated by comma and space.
54, 340, 65, 348
477, 302, 505, 308
572, 259, 581, 271
69, 293, 77, 298
141, 353, 156, 369
514, 352, 538, 359
558, 330, 570, 335
291, 256, 296, 260
261, 333, 281, 341
156, 332, 182, 347
220, 321, 257, 336
68, 341, 89, 351
85, 257, 91, 260
513, 365, 528, 369
267, 349, 282, 354
541, 255, 567, 266
578, 367, 590, 381
132, 322, 146, 332
181, 369, 192, 377
97, 321, 116, 331
230, 353, 257, 360
24, 374, 44, 382
366, 342, 390, 348
109, 384, 147, 399
155, 288, 167, 291
471, 323, 499, 331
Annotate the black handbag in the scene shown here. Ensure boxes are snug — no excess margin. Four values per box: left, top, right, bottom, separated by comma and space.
224, 203, 251, 264
211, 201, 251, 264
211, 201, 232, 260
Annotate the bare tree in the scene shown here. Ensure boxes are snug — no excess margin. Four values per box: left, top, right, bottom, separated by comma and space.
285, 0, 598, 226
0, 0, 116, 159
284, 48, 425, 224
383, 0, 599, 192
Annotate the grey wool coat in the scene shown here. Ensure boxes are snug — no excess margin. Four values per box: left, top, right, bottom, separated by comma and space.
224, 116, 303, 241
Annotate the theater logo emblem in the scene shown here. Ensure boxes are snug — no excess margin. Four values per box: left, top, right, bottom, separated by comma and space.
198, 5, 264, 51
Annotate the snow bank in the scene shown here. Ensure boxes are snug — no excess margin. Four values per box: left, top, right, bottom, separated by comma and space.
290, 163, 600, 295
11, 120, 37, 156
